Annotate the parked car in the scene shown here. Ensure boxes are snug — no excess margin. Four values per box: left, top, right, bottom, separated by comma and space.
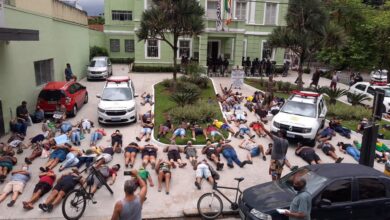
271, 91, 327, 146
348, 82, 390, 112
87, 56, 112, 80
239, 163, 390, 220
370, 69, 388, 86
97, 76, 137, 124
37, 81, 88, 116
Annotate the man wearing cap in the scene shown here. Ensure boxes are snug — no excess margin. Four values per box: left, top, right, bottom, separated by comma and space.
111, 170, 147, 220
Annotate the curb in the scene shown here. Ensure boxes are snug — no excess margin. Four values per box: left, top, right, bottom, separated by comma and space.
149, 77, 231, 148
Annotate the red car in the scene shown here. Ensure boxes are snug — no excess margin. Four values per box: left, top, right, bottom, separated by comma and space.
37, 81, 88, 116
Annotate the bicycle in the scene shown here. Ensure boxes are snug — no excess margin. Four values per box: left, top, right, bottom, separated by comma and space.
62, 165, 113, 220
197, 177, 244, 219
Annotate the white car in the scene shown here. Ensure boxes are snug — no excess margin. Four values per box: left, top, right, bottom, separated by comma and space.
370, 69, 388, 85
348, 82, 390, 112
87, 56, 113, 80
97, 76, 137, 124
271, 91, 327, 146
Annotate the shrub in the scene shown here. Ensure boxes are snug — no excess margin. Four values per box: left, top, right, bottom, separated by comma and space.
168, 102, 218, 124
275, 67, 284, 74
170, 91, 200, 107
133, 65, 180, 72
161, 79, 174, 88
90, 46, 108, 59
181, 76, 209, 89
276, 81, 284, 91
282, 82, 292, 93
327, 104, 371, 121
184, 63, 205, 77
322, 87, 348, 105
303, 68, 311, 74
347, 92, 372, 106
176, 81, 201, 95
110, 58, 134, 64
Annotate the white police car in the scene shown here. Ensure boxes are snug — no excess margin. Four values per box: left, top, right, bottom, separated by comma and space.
97, 76, 137, 124
271, 91, 327, 146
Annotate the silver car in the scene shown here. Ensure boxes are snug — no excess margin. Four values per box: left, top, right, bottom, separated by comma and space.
87, 56, 113, 80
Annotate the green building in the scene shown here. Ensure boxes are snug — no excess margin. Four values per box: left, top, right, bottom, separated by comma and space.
104, 0, 288, 68
0, 0, 104, 135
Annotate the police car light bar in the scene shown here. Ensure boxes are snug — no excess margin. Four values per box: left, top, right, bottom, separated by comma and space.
291, 90, 320, 97
107, 76, 130, 83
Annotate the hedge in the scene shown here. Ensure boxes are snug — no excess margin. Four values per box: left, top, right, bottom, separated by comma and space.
110, 58, 134, 64
133, 65, 180, 72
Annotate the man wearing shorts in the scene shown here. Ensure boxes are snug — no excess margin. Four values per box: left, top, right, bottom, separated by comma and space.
170, 122, 188, 141
190, 123, 207, 141
264, 128, 289, 180
141, 144, 158, 169
295, 143, 322, 165
202, 140, 224, 170
0, 165, 30, 207
184, 141, 198, 169
205, 124, 224, 142
194, 160, 214, 190
111, 130, 123, 153
317, 141, 343, 163
239, 139, 267, 162
39, 171, 80, 213
136, 117, 154, 142
213, 119, 237, 136
157, 119, 173, 140
163, 143, 187, 168
23, 170, 56, 210
236, 122, 255, 139
95, 146, 115, 168
124, 142, 140, 168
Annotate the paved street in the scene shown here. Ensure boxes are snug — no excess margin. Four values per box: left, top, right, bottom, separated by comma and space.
0, 65, 384, 219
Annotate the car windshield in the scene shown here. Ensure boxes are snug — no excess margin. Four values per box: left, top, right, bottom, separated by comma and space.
101, 88, 132, 101
281, 101, 316, 118
89, 60, 106, 67
279, 168, 328, 195
384, 88, 390, 97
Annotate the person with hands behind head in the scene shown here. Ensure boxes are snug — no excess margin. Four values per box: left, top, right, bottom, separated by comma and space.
111, 169, 147, 220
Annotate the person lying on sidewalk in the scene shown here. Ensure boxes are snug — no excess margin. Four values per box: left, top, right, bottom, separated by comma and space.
0, 164, 30, 207
23, 169, 56, 210
239, 139, 267, 162
202, 140, 224, 171
194, 159, 215, 190
295, 143, 323, 165
163, 142, 187, 168
317, 141, 343, 163
218, 140, 250, 168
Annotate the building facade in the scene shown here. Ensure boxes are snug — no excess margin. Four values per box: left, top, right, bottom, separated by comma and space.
0, 0, 103, 135
104, 0, 288, 68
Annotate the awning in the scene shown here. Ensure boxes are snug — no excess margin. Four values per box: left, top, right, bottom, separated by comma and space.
0, 27, 39, 41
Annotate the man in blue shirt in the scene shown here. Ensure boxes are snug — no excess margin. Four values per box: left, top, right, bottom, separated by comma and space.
65, 63, 76, 81
0, 165, 31, 207
284, 177, 311, 220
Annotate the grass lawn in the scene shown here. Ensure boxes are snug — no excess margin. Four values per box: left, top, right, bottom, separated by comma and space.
153, 79, 228, 145
244, 78, 390, 140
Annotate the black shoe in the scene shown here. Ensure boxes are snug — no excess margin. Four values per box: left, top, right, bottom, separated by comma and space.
7, 200, 15, 207
335, 157, 344, 163
262, 156, 267, 161
47, 204, 53, 213
246, 160, 253, 164
194, 181, 201, 190
39, 167, 46, 172
39, 203, 48, 212
25, 158, 32, 165
227, 163, 234, 168
240, 161, 248, 168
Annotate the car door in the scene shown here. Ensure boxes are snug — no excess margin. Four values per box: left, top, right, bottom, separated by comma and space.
311, 178, 353, 220
67, 84, 78, 107
352, 178, 390, 220
74, 83, 86, 106
366, 86, 376, 106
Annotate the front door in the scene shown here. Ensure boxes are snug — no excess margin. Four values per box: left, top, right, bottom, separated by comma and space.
207, 41, 219, 59
0, 100, 5, 137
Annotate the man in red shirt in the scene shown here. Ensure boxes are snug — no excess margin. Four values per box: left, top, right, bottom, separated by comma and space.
22, 170, 56, 210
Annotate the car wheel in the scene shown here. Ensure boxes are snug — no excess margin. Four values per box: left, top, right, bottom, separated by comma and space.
70, 105, 78, 117
84, 93, 88, 104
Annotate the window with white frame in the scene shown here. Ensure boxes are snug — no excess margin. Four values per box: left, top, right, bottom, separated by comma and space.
264, 2, 277, 25
125, 40, 134, 52
236, 0, 247, 20
178, 40, 191, 58
262, 41, 273, 59
207, 0, 218, 19
34, 59, 54, 86
146, 39, 159, 58
112, 10, 132, 21
110, 39, 120, 52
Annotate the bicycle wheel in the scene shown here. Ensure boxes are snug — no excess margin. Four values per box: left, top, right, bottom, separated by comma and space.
62, 189, 87, 220
197, 192, 223, 219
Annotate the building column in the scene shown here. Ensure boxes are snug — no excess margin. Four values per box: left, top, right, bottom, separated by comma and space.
199, 34, 208, 68
233, 34, 244, 67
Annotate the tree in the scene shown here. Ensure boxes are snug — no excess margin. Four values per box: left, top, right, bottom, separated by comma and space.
137, 0, 205, 81
268, 0, 346, 89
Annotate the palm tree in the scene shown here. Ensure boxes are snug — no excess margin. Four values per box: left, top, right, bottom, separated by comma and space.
347, 92, 372, 106
268, 0, 346, 90
137, 0, 205, 81
322, 87, 347, 105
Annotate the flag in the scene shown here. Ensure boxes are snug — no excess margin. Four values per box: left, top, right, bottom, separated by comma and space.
216, 0, 222, 31
224, 0, 232, 25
